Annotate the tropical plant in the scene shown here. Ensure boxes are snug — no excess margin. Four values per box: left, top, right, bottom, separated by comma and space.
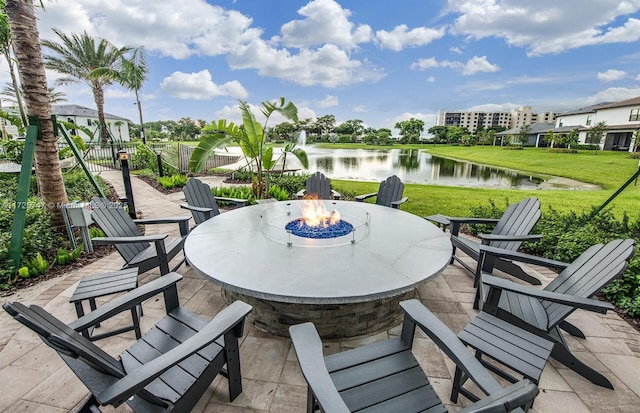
42, 29, 131, 144
5, 0, 69, 227
190, 98, 309, 199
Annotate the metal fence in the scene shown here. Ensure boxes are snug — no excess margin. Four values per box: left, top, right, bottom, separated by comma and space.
58, 142, 240, 174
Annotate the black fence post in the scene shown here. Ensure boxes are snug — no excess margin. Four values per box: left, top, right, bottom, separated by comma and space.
155, 148, 164, 177
119, 150, 137, 219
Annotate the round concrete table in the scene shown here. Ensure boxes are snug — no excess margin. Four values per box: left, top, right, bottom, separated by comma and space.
185, 200, 452, 338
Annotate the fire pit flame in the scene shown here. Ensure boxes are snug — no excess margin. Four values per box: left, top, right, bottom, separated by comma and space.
300, 197, 341, 228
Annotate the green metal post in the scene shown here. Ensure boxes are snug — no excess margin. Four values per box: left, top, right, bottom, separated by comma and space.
55, 117, 106, 198
8, 117, 40, 270
592, 163, 640, 217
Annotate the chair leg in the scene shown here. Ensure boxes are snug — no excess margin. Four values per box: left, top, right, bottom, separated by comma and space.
307, 387, 318, 413
223, 330, 243, 401
559, 321, 586, 339
550, 341, 613, 389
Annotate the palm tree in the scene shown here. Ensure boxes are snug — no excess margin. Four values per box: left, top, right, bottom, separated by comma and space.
42, 29, 131, 144
2, 82, 66, 107
5, 0, 68, 224
90, 47, 148, 143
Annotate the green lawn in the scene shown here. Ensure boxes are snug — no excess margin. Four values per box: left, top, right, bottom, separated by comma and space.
327, 145, 640, 221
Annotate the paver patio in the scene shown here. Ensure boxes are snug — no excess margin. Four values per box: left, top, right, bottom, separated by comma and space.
1, 171, 639, 412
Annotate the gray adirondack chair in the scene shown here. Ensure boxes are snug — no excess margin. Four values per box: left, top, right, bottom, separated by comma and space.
180, 178, 247, 226
449, 197, 542, 286
90, 197, 190, 275
354, 174, 408, 209
477, 238, 636, 389
296, 172, 341, 200
290, 299, 539, 413
3, 272, 252, 412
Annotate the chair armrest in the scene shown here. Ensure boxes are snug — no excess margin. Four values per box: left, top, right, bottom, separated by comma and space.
133, 216, 191, 236
448, 217, 501, 225
390, 197, 408, 209
331, 190, 342, 200
68, 273, 183, 333
91, 234, 168, 245
133, 216, 191, 225
448, 217, 500, 236
354, 192, 377, 202
481, 274, 614, 314
479, 234, 543, 243
214, 196, 247, 207
180, 203, 213, 214
296, 189, 305, 199
289, 323, 351, 413
479, 245, 569, 270
458, 380, 539, 413
399, 299, 502, 396
97, 300, 253, 407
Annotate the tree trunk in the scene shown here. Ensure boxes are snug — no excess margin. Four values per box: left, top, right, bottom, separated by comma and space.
93, 85, 109, 144
6, 0, 68, 226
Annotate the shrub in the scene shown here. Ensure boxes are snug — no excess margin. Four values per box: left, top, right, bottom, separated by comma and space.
211, 186, 256, 205
502, 145, 523, 150
55, 246, 83, 266
268, 185, 289, 201
269, 174, 308, 198
546, 148, 578, 154
157, 174, 188, 189
89, 226, 106, 238
17, 267, 30, 279
26, 252, 49, 276
63, 169, 111, 201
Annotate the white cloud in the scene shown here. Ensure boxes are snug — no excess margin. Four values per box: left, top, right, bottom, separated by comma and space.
597, 69, 628, 82
159, 70, 248, 100
375, 24, 445, 51
228, 41, 384, 88
391, 112, 437, 128
583, 87, 640, 105
427, 76, 436, 82
450, 46, 463, 54
636, 74, 640, 81
352, 105, 367, 112
315, 95, 339, 107
411, 56, 500, 75
280, 0, 372, 49
105, 88, 134, 99
448, 0, 640, 56
37, 0, 260, 59
461, 56, 500, 75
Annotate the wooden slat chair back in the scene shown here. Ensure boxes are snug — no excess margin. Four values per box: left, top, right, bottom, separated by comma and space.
449, 197, 542, 287
542, 239, 634, 328
376, 175, 404, 207
355, 175, 408, 209
91, 197, 148, 263
488, 197, 541, 251
3, 273, 252, 412
290, 299, 540, 413
183, 178, 221, 225
306, 172, 332, 199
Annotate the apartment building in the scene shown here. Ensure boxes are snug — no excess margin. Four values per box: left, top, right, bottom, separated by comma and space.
437, 106, 559, 133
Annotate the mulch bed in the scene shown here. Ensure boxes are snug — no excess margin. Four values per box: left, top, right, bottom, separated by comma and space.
2, 244, 115, 297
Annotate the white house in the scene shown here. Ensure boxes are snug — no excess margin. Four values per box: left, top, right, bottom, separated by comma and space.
2, 104, 131, 143
54, 104, 131, 143
555, 97, 640, 151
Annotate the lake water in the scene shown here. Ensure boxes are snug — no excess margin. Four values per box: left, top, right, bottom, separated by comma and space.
222, 146, 544, 189
290, 147, 543, 189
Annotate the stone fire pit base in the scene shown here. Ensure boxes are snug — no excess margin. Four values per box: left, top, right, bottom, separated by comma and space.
222, 289, 416, 339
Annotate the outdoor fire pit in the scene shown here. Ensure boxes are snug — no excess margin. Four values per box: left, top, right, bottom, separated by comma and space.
185, 200, 451, 338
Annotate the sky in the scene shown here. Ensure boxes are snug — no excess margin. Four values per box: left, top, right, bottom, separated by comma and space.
4, 0, 640, 133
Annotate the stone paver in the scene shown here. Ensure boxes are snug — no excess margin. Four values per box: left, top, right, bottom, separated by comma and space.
1, 172, 640, 412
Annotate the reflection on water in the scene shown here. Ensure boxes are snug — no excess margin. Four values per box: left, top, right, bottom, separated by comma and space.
226, 146, 544, 188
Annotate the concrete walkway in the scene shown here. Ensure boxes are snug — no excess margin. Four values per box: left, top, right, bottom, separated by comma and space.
1, 172, 640, 412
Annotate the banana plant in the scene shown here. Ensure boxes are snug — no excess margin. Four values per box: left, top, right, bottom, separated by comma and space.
190, 98, 309, 198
